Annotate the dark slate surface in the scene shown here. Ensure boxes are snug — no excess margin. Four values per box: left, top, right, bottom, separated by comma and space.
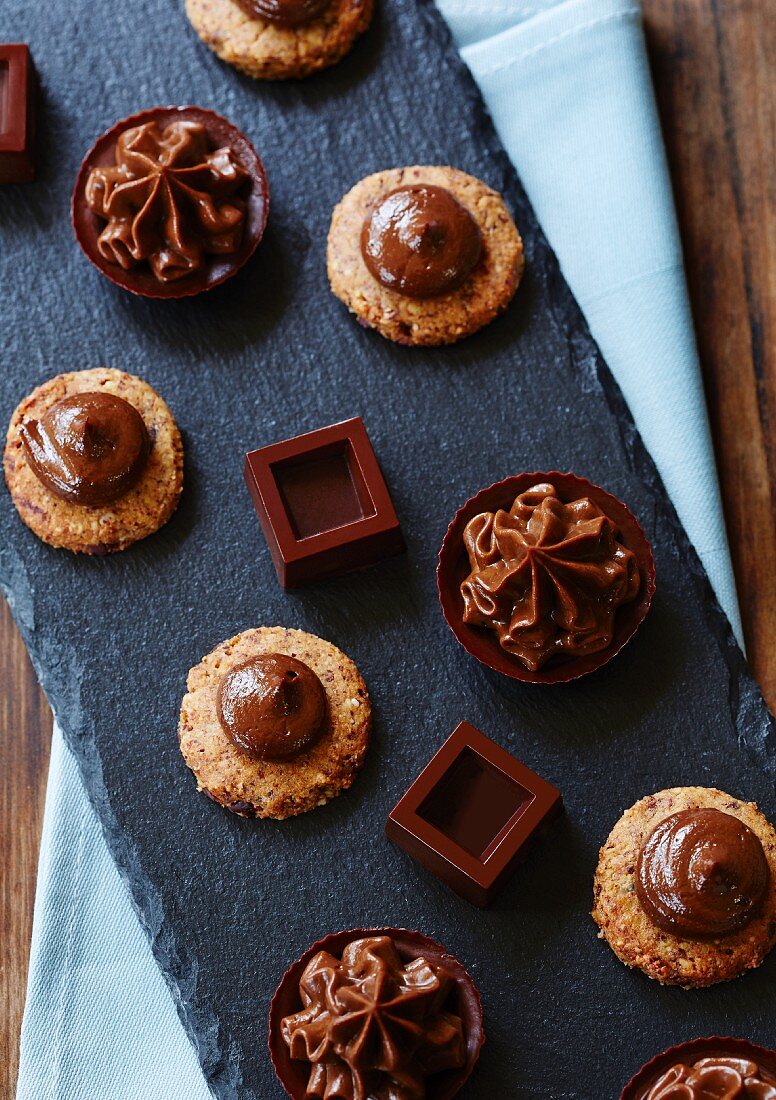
1, 1, 774, 1097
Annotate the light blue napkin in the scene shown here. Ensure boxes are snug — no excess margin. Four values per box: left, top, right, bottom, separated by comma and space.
16, 0, 742, 1096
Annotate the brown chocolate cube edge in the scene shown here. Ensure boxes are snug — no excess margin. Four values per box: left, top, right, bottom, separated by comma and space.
244, 416, 405, 588
0, 44, 35, 184
386, 720, 562, 907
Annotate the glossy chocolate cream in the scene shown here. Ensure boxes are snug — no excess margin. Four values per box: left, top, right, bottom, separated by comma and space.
643, 1056, 776, 1099
217, 654, 326, 761
20, 392, 150, 507
636, 808, 770, 939
85, 120, 248, 282
361, 184, 482, 298
460, 483, 641, 671
233, 0, 329, 25
281, 936, 466, 1099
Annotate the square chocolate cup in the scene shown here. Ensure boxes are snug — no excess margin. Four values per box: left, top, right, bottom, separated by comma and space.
0, 44, 35, 184
244, 417, 405, 588
386, 721, 562, 907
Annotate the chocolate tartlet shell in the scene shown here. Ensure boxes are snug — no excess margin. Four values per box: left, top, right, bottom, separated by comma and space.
71, 105, 269, 299
268, 927, 485, 1099
437, 471, 656, 684
620, 1036, 776, 1099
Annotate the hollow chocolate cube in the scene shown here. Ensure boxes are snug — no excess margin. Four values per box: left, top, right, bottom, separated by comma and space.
0, 45, 35, 184
244, 417, 405, 588
386, 721, 562, 907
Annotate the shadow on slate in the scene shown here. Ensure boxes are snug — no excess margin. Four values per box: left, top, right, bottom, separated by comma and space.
0, 0, 774, 1097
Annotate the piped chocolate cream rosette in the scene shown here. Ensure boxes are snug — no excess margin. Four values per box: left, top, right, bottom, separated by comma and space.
620, 1038, 776, 1100
85, 119, 249, 282
269, 929, 484, 1099
460, 482, 641, 671
437, 473, 655, 683
72, 106, 268, 298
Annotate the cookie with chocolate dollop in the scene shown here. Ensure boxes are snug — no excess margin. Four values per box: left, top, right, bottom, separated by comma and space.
328, 165, 524, 345
178, 627, 371, 819
593, 787, 776, 988
185, 0, 373, 80
4, 368, 183, 554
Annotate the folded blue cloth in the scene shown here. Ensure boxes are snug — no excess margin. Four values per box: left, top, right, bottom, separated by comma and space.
16, 0, 742, 1095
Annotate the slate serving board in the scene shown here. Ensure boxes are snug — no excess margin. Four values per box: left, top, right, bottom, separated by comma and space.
1, 1, 774, 1097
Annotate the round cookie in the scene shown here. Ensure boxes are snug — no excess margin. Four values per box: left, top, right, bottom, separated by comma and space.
327, 165, 524, 346
4, 368, 183, 555
178, 627, 371, 819
185, 0, 373, 80
592, 786, 776, 988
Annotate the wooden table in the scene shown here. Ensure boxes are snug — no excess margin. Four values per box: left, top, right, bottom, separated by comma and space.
2, 2, 774, 1091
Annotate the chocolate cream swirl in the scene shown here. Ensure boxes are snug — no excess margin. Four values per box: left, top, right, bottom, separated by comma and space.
85, 119, 248, 283
20, 391, 150, 507
361, 184, 482, 298
636, 808, 770, 939
217, 654, 326, 761
460, 483, 641, 671
234, 0, 329, 25
644, 1056, 776, 1099
281, 936, 466, 1100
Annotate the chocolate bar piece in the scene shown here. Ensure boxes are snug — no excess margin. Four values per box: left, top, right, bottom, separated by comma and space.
386, 721, 562, 907
244, 417, 405, 588
0, 44, 35, 184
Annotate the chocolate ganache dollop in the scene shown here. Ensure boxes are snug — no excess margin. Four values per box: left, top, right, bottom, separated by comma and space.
217, 654, 326, 761
234, 0, 329, 26
644, 1056, 776, 1099
361, 184, 482, 298
85, 119, 249, 283
281, 935, 466, 1100
460, 483, 641, 671
636, 808, 770, 939
19, 392, 150, 507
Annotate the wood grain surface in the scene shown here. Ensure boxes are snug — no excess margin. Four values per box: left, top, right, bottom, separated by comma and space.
645, 0, 776, 706
1, 599, 50, 1096
1, 2, 774, 1093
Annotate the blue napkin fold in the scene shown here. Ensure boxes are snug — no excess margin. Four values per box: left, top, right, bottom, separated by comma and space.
16, 1, 741, 1096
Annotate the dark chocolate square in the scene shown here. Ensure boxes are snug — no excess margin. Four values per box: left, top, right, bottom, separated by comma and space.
386, 721, 562, 907
244, 417, 405, 587
0, 44, 35, 184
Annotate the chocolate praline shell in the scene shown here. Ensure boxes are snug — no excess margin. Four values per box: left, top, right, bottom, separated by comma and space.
71, 106, 269, 299
437, 471, 655, 684
620, 1037, 776, 1100
268, 927, 484, 1100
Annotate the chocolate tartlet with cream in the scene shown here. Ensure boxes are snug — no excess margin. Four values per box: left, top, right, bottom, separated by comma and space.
438, 472, 655, 683
268, 928, 484, 1099
328, 165, 523, 346
178, 627, 371, 820
593, 787, 776, 987
621, 1038, 776, 1100
4, 368, 183, 554
72, 106, 268, 298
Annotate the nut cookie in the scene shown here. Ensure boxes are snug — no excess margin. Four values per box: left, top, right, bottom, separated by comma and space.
185, 0, 373, 80
179, 627, 371, 819
592, 786, 776, 988
4, 368, 183, 554
327, 165, 523, 346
